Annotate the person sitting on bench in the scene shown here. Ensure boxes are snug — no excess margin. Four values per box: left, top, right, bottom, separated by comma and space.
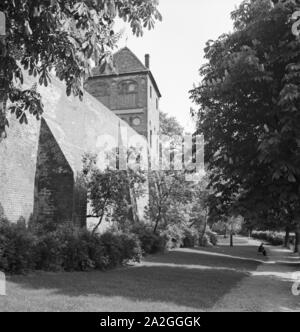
258, 243, 267, 257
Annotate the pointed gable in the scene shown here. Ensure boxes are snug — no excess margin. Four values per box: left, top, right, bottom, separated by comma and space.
113, 47, 147, 74
90, 47, 161, 97
92, 47, 148, 77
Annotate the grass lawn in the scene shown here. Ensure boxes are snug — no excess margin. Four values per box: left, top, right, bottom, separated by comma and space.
0, 237, 264, 312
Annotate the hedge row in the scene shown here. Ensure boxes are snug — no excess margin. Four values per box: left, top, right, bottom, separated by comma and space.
159, 223, 218, 249
251, 231, 284, 246
0, 220, 166, 275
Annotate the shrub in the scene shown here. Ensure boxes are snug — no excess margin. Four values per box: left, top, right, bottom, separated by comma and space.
182, 227, 199, 248
55, 229, 142, 271
0, 220, 37, 274
118, 233, 143, 263
86, 232, 142, 270
150, 234, 167, 254
132, 226, 166, 255
83, 232, 107, 270
61, 229, 95, 272
199, 234, 211, 247
98, 232, 126, 269
0, 220, 143, 274
34, 225, 95, 272
34, 232, 64, 271
162, 224, 184, 249
211, 221, 226, 235
206, 230, 218, 246
252, 231, 284, 246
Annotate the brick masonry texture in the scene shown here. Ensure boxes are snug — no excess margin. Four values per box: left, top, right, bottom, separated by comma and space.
0, 71, 146, 225
0, 112, 40, 222
33, 118, 75, 226
86, 47, 161, 167
85, 74, 148, 138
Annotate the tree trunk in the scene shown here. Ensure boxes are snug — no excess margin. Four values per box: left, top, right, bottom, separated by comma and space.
153, 221, 158, 234
224, 228, 227, 239
92, 214, 104, 235
153, 216, 160, 234
294, 216, 300, 254
295, 232, 300, 254
230, 233, 234, 247
284, 226, 290, 249
201, 214, 208, 241
153, 205, 162, 234
294, 232, 298, 253
129, 187, 139, 224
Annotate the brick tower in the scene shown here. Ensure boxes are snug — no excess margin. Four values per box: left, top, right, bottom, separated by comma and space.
85, 47, 161, 165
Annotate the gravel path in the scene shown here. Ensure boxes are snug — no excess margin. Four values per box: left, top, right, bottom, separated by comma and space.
211, 239, 300, 312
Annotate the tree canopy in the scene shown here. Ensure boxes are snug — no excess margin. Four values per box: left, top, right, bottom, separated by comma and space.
160, 111, 184, 138
0, 0, 162, 138
82, 153, 146, 234
190, 0, 300, 233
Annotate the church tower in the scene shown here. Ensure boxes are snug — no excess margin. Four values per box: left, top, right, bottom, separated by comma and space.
85, 47, 161, 165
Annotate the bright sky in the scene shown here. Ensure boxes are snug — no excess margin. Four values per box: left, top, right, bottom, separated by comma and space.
116, 0, 241, 132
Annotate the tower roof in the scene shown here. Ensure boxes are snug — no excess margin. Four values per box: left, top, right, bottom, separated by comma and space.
91, 47, 162, 98
113, 47, 148, 73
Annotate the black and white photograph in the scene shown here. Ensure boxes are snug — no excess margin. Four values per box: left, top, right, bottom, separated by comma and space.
0, 0, 300, 316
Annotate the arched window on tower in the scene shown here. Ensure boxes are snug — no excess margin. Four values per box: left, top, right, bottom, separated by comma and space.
117, 80, 138, 109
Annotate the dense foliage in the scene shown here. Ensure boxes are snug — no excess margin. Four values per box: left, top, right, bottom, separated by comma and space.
147, 169, 218, 247
190, 0, 300, 246
0, 0, 161, 138
0, 217, 143, 274
251, 230, 295, 247
82, 153, 147, 233
130, 225, 167, 254
160, 111, 184, 138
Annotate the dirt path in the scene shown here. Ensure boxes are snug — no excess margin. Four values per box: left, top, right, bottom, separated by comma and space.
211, 239, 300, 312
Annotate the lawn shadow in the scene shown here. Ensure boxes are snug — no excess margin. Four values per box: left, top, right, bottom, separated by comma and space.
146, 245, 265, 272
7, 246, 264, 311
9, 265, 250, 311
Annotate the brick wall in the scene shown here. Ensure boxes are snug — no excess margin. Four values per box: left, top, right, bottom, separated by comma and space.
33, 118, 75, 225
0, 113, 40, 222
86, 47, 160, 165
0, 71, 147, 225
85, 74, 148, 139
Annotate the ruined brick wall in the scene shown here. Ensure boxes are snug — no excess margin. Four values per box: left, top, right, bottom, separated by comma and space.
0, 113, 40, 222
73, 176, 88, 228
33, 119, 75, 226
0, 71, 147, 225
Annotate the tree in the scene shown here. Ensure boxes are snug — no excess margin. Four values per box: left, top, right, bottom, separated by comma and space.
149, 112, 209, 243
82, 153, 146, 234
160, 112, 184, 138
188, 176, 211, 241
147, 170, 191, 234
0, 0, 162, 138
207, 185, 243, 246
227, 215, 244, 247
190, 0, 300, 250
